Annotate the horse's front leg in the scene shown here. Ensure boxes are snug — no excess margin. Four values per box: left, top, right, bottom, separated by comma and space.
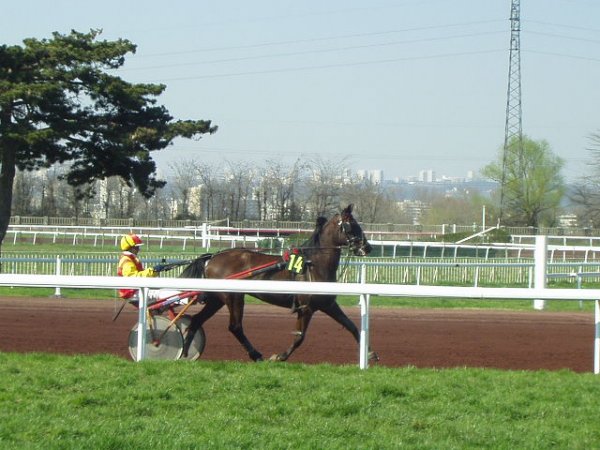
269, 306, 313, 362
320, 300, 379, 362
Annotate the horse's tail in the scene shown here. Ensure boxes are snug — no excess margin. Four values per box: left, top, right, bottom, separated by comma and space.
180, 253, 213, 278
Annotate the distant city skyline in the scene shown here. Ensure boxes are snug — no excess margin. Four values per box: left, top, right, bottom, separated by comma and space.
354, 167, 479, 183
4, 1, 598, 183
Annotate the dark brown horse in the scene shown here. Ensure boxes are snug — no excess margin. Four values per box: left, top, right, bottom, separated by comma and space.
180, 204, 377, 362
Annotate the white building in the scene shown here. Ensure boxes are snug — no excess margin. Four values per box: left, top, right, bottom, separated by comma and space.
356, 169, 383, 184
418, 169, 436, 182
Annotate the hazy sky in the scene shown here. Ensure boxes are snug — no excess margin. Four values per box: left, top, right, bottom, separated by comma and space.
3, 0, 599, 181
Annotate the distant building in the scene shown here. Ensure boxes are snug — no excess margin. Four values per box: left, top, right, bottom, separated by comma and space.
356, 169, 383, 184
188, 185, 203, 218
418, 169, 435, 182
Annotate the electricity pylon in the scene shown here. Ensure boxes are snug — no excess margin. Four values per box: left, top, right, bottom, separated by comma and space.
500, 0, 524, 222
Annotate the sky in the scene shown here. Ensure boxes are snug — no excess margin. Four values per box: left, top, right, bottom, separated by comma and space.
2, 0, 600, 182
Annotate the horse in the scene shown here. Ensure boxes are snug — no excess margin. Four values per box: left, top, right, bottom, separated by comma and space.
180, 204, 378, 362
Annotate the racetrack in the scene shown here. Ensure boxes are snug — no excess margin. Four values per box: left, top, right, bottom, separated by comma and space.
0, 296, 594, 372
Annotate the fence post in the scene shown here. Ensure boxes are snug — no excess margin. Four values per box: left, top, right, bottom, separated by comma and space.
595, 300, 599, 374
53, 256, 62, 298
136, 288, 149, 362
201, 223, 208, 248
533, 235, 547, 310
358, 264, 370, 370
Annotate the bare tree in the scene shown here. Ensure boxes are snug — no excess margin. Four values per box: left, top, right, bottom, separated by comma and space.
222, 160, 255, 221
341, 177, 397, 223
12, 170, 38, 216
305, 156, 350, 217
169, 159, 200, 219
570, 180, 600, 229
195, 163, 224, 221
570, 132, 600, 228
140, 186, 172, 220
257, 159, 306, 220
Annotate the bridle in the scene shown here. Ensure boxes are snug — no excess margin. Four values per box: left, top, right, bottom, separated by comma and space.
338, 214, 370, 256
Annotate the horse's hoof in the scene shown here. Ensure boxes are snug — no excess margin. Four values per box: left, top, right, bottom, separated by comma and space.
249, 350, 263, 362
182, 334, 195, 358
368, 351, 380, 362
269, 353, 287, 362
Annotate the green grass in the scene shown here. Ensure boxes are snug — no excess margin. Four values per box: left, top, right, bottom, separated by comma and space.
0, 352, 598, 449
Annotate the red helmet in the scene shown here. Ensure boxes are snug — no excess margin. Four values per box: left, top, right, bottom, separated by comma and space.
120, 234, 143, 251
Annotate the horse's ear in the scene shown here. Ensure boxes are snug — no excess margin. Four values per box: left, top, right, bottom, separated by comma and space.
342, 204, 353, 216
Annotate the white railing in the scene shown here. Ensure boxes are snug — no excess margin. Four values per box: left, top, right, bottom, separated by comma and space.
1, 272, 599, 372
9, 225, 600, 263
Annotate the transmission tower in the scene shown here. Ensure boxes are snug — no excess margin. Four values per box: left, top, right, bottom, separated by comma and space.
500, 0, 524, 221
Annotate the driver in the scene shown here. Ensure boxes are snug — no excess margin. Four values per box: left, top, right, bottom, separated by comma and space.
117, 233, 185, 307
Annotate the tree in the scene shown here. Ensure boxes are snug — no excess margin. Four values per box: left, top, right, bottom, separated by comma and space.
257, 159, 306, 221
482, 136, 565, 228
169, 159, 200, 219
305, 156, 349, 217
220, 160, 250, 221
419, 191, 488, 227
341, 178, 400, 223
570, 132, 600, 228
0, 30, 216, 252
194, 162, 228, 221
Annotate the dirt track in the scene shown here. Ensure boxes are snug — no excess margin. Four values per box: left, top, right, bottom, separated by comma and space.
0, 296, 594, 372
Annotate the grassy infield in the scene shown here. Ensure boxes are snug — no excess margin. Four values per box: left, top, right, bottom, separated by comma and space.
2, 242, 600, 449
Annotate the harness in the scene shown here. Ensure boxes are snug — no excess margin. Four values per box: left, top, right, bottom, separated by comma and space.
225, 247, 309, 280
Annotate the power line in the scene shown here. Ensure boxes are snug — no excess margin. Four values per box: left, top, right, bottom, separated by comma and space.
526, 19, 600, 34
524, 49, 600, 63
121, 30, 505, 72
134, 19, 506, 59
144, 48, 505, 82
525, 30, 600, 45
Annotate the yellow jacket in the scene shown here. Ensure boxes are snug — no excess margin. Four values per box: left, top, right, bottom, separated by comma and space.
117, 251, 156, 299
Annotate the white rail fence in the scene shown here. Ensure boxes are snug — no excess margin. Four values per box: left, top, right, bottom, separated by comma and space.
4, 254, 600, 291
8, 224, 600, 262
1, 273, 600, 372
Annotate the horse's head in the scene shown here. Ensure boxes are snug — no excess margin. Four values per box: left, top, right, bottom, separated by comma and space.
337, 204, 372, 256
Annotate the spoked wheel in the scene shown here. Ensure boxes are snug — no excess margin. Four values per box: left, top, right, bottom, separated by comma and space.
177, 314, 206, 361
128, 315, 183, 361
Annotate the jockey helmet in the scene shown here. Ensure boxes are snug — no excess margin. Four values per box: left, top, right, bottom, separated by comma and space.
120, 234, 144, 251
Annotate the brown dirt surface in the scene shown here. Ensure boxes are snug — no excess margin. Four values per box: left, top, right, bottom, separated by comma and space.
0, 296, 594, 373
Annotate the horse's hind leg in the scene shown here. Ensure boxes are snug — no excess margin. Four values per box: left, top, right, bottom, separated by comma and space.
227, 295, 264, 362
182, 296, 223, 358
320, 301, 379, 362
270, 307, 314, 362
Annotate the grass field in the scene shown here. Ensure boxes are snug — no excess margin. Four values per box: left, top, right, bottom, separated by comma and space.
3, 242, 600, 448
1, 352, 599, 449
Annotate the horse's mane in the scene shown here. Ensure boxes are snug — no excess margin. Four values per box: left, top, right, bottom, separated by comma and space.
180, 253, 212, 278
299, 216, 329, 251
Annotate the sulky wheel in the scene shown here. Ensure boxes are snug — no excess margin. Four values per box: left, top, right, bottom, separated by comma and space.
128, 315, 184, 361
177, 314, 206, 361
